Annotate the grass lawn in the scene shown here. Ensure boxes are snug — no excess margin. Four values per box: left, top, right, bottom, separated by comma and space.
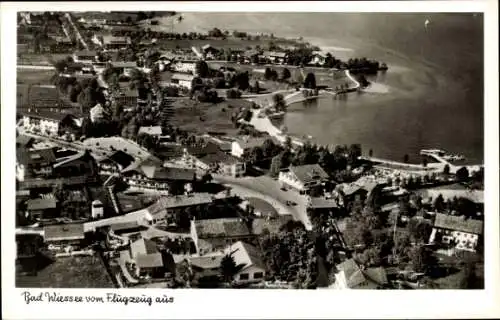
17, 53, 69, 66
170, 97, 252, 136
16, 255, 116, 288
17, 70, 55, 85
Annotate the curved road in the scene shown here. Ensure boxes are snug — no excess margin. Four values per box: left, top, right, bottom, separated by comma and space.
213, 174, 312, 230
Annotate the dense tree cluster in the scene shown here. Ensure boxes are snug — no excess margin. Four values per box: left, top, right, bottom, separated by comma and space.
260, 226, 320, 287
345, 57, 383, 74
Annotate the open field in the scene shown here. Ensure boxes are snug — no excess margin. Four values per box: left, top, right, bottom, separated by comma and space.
170, 97, 253, 137
16, 255, 115, 288
17, 69, 55, 85
17, 53, 69, 66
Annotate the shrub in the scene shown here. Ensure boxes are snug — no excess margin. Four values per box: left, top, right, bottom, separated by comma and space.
226, 89, 242, 99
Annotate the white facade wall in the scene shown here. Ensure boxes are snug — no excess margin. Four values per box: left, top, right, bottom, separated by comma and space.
172, 62, 196, 74
429, 227, 479, 252
332, 271, 349, 289
16, 164, 26, 181
23, 116, 59, 136
278, 171, 305, 191
178, 79, 192, 90
231, 142, 245, 158
234, 265, 266, 284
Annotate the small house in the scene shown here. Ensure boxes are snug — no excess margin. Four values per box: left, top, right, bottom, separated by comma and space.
26, 197, 58, 220
170, 73, 195, 90
145, 193, 214, 225
44, 223, 87, 252
110, 61, 138, 77
16, 147, 57, 181
202, 44, 219, 59
91, 200, 104, 219
331, 258, 388, 289
112, 88, 139, 111
96, 150, 135, 175
191, 215, 294, 255
262, 51, 288, 64
311, 51, 327, 66
102, 36, 131, 50
52, 150, 98, 179
225, 241, 266, 285
73, 50, 98, 64
129, 238, 173, 278
231, 136, 268, 159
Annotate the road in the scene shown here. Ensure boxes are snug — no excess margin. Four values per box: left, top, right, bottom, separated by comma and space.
17, 65, 55, 70
64, 13, 89, 50
213, 174, 312, 230
18, 129, 111, 158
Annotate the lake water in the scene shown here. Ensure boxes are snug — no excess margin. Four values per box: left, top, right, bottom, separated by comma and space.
159, 13, 484, 164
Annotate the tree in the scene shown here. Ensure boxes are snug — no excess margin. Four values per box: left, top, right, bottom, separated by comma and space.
443, 164, 450, 175
53, 56, 74, 73
281, 68, 291, 81
201, 173, 213, 184
457, 261, 478, 289
226, 89, 242, 99
284, 136, 293, 151
433, 194, 445, 212
242, 109, 253, 122
264, 67, 273, 80
245, 146, 264, 164
220, 252, 244, 284
195, 60, 209, 78
262, 138, 279, 158
137, 133, 156, 150
348, 144, 362, 165
303, 72, 316, 89
456, 166, 469, 182
269, 154, 283, 178
294, 71, 304, 86
408, 219, 432, 244
422, 158, 428, 168
273, 93, 286, 111
234, 71, 250, 91
408, 246, 437, 273
403, 154, 409, 163
252, 80, 260, 93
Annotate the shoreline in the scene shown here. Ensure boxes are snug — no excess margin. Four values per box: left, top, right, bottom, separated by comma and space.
247, 69, 361, 148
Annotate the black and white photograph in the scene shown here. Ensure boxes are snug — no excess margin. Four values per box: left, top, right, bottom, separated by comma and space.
2, 1, 499, 319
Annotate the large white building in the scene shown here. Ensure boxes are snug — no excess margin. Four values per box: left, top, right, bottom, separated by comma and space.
171, 60, 197, 75
22, 110, 81, 137
429, 213, 483, 252
231, 136, 268, 159
278, 164, 330, 194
